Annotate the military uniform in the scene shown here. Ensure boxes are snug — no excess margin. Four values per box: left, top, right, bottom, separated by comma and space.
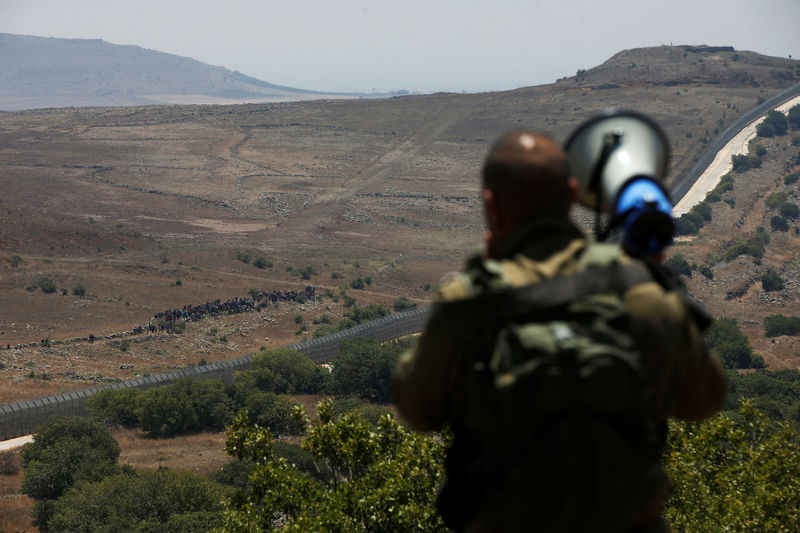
392, 216, 725, 532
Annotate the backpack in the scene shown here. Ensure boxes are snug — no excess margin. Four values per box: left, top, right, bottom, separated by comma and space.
436, 244, 667, 532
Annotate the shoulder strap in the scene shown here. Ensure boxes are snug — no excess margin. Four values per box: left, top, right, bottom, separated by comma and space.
435, 261, 653, 325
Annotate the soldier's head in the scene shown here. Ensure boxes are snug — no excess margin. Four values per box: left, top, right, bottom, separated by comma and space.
481, 131, 576, 256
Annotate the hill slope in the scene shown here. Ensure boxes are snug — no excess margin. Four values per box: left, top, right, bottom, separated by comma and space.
0, 33, 358, 110
0, 45, 799, 404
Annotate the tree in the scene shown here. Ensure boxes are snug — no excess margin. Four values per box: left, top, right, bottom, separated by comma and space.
789, 104, 800, 130
47, 468, 227, 532
86, 388, 142, 427
220, 402, 446, 532
135, 379, 232, 436
779, 202, 799, 220
20, 416, 122, 530
331, 337, 409, 403
245, 347, 329, 394
704, 318, 765, 369
36, 276, 57, 294
771, 214, 789, 232
665, 402, 800, 531
761, 269, 785, 292
664, 253, 692, 277
764, 314, 800, 337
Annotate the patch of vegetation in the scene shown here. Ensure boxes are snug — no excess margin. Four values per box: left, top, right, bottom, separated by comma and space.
72, 282, 86, 297
236, 251, 250, 264
723, 226, 769, 263
393, 296, 417, 311
761, 269, 785, 291
253, 255, 272, 269
704, 317, 766, 369
771, 215, 789, 232
764, 314, 800, 337
35, 276, 57, 294
5, 254, 22, 267
664, 253, 692, 277
765, 190, 789, 209
756, 109, 789, 137
785, 171, 800, 185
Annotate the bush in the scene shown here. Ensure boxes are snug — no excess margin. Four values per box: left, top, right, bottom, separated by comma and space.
135, 379, 232, 436
6, 254, 22, 267
239, 347, 330, 395
764, 314, 800, 337
732, 153, 752, 172
705, 318, 765, 369
35, 276, 56, 294
764, 109, 789, 136
241, 391, 304, 435
71, 282, 86, 296
253, 256, 272, 269
664, 253, 692, 277
697, 264, 714, 280
691, 202, 712, 222
674, 216, 698, 236
86, 388, 142, 427
789, 104, 800, 129
332, 337, 412, 403
754, 144, 767, 157
47, 469, 226, 533
350, 277, 365, 289
393, 296, 417, 312
761, 269, 785, 291
785, 171, 800, 185
21, 416, 121, 504
770, 215, 789, 232
236, 251, 250, 264
779, 202, 799, 219
766, 191, 789, 209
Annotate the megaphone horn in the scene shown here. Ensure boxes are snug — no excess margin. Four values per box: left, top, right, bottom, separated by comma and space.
564, 109, 674, 257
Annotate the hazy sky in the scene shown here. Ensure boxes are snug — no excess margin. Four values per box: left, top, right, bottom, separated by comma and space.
1, 0, 799, 94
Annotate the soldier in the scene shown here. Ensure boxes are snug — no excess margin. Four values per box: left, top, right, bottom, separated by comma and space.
392, 131, 726, 532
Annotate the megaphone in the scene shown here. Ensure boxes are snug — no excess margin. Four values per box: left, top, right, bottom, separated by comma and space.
564, 109, 673, 257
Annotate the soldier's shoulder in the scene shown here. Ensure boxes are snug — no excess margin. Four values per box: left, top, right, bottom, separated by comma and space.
435, 254, 507, 301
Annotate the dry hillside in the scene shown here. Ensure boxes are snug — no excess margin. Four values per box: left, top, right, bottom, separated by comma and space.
1, 45, 799, 405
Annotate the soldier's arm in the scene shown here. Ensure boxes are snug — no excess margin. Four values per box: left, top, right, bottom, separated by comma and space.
392, 302, 463, 432
625, 282, 726, 421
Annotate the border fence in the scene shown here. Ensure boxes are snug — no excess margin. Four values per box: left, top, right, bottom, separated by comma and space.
0, 306, 429, 440
4, 81, 800, 442
670, 80, 800, 203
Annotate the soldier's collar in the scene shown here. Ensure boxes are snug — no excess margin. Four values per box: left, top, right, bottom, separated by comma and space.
498, 216, 586, 261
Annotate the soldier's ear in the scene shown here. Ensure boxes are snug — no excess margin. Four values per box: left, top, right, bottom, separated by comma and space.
482, 188, 500, 232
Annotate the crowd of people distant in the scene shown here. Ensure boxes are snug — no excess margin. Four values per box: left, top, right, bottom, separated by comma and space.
139, 286, 317, 333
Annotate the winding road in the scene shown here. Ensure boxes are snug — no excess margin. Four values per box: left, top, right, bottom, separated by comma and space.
673, 95, 800, 217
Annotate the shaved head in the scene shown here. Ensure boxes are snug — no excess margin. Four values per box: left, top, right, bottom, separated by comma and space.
482, 131, 572, 222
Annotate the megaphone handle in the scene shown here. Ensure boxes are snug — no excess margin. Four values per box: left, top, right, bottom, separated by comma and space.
589, 133, 622, 240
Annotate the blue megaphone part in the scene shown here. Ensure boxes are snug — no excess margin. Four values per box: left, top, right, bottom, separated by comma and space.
614, 177, 674, 257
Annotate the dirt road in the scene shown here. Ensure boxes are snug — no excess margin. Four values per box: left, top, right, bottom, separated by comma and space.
673, 95, 800, 216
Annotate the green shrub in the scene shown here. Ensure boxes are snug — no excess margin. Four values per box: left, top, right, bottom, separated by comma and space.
771, 215, 789, 232
761, 269, 785, 291
705, 318, 766, 369
332, 337, 413, 403
754, 144, 767, 157
86, 388, 142, 427
764, 314, 800, 337
766, 191, 790, 209
393, 296, 417, 311
47, 469, 226, 533
135, 379, 232, 436
253, 256, 272, 269
236, 251, 251, 264
35, 276, 56, 294
6, 254, 22, 268
779, 202, 799, 219
665, 253, 692, 277
698, 265, 714, 279
71, 283, 87, 296
785, 171, 800, 185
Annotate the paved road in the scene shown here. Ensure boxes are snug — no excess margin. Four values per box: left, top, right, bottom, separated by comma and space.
0, 434, 33, 451
673, 95, 800, 217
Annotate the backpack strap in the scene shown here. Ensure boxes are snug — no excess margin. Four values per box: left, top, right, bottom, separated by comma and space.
436, 260, 653, 324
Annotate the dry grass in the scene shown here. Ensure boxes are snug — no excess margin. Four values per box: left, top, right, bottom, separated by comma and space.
0, 448, 35, 533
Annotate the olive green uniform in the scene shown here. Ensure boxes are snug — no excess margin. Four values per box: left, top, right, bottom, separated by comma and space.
392, 216, 726, 531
